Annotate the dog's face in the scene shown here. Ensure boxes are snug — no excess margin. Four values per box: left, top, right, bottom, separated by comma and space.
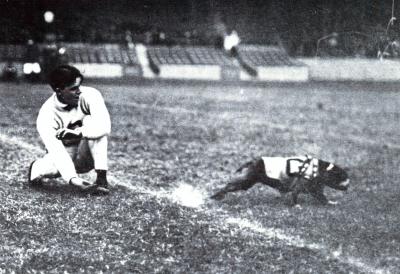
317, 160, 349, 191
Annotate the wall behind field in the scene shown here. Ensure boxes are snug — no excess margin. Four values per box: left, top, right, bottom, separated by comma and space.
299, 58, 400, 82
4, 58, 400, 82
71, 58, 400, 82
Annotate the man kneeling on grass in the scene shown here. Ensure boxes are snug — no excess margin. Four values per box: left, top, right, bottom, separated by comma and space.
28, 65, 110, 194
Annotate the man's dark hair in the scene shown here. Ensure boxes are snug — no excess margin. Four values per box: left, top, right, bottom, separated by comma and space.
48, 65, 83, 91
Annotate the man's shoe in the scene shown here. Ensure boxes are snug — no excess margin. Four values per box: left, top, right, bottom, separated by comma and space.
95, 177, 108, 188
28, 161, 43, 186
93, 177, 110, 195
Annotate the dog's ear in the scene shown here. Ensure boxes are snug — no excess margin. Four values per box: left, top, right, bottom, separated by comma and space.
235, 160, 253, 173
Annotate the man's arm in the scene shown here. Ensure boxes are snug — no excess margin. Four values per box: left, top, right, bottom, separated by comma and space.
79, 88, 111, 139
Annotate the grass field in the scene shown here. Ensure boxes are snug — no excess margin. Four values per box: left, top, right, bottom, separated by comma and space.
0, 80, 399, 273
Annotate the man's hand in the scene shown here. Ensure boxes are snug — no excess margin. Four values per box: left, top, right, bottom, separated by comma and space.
69, 177, 110, 195
56, 128, 82, 140
69, 177, 96, 191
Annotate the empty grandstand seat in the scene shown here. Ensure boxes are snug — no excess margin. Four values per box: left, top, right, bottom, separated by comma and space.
147, 46, 192, 65
237, 45, 303, 67
60, 43, 139, 65
0, 45, 27, 61
96, 48, 108, 63
147, 46, 238, 67
0, 45, 7, 61
186, 47, 236, 66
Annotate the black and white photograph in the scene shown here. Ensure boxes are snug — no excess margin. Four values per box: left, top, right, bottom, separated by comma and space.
0, 0, 399, 273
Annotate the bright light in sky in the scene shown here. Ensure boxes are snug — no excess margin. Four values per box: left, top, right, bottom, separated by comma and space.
44, 11, 54, 23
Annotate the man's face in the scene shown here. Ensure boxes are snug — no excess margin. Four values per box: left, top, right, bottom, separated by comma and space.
56, 77, 82, 106
58, 85, 81, 106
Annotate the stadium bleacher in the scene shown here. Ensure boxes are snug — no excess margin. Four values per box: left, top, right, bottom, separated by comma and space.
0, 42, 299, 68
0, 45, 27, 61
237, 45, 303, 67
147, 46, 192, 65
62, 44, 140, 65
186, 47, 236, 66
146, 46, 296, 67
0, 42, 307, 81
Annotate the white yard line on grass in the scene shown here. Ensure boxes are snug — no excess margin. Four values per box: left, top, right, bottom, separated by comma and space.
226, 217, 388, 274
0, 132, 391, 274
0, 133, 44, 155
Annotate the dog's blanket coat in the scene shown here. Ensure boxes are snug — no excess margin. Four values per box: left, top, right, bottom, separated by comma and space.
262, 156, 319, 181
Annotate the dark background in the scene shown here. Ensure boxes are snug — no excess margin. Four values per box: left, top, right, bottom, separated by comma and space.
0, 0, 398, 56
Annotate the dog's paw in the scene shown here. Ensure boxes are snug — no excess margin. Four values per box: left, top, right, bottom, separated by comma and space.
210, 192, 225, 201
327, 200, 339, 206
294, 204, 302, 210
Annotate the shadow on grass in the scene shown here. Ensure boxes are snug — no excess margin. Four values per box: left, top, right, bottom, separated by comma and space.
218, 192, 287, 208
215, 190, 343, 209
24, 180, 110, 197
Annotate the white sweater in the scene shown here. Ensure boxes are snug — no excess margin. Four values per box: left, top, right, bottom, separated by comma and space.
36, 86, 111, 182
